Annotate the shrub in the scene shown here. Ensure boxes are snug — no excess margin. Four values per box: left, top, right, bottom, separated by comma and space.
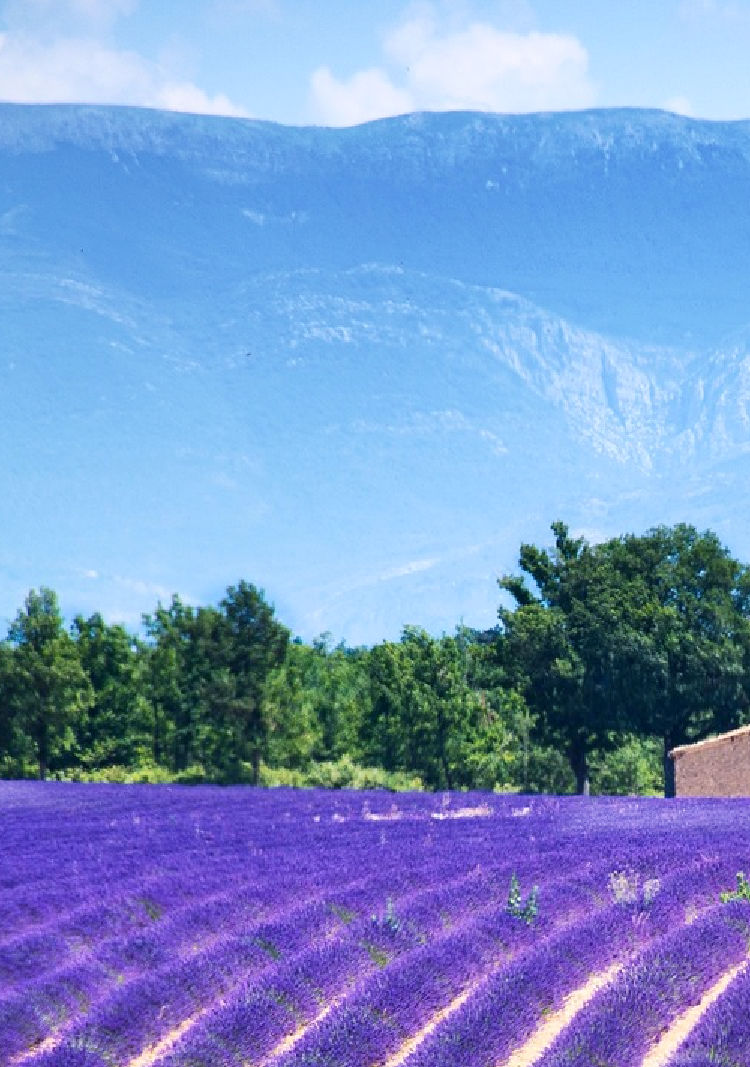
720, 871, 750, 903
506, 872, 539, 924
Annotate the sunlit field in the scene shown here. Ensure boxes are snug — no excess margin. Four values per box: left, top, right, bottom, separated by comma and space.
3, 782, 750, 1066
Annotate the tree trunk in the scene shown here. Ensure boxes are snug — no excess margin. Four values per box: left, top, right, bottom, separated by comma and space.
441, 751, 453, 792
570, 747, 590, 796
251, 745, 261, 786
37, 715, 48, 781
663, 736, 676, 798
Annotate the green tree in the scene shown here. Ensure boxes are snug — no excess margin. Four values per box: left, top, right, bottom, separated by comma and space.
500, 522, 750, 796
399, 627, 488, 790
263, 639, 323, 771
4, 588, 91, 778
72, 613, 153, 769
219, 581, 290, 784
310, 636, 371, 762
363, 639, 410, 773
601, 525, 750, 795
499, 523, 624, 794
143, 598, 239, 776
364, 627, 495, 790
143, 595, 195, 771
0, 643, 24, 773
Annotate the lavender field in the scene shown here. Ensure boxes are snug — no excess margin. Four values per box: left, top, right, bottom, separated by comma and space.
3, 783, 750, 1067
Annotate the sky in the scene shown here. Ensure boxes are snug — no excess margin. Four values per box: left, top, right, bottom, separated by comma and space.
1, 0, 750, 126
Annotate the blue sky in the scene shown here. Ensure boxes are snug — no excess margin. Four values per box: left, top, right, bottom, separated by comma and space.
1, 0, 750, 125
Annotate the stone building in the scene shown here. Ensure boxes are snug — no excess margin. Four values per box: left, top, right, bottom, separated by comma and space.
670, 725, 750, 797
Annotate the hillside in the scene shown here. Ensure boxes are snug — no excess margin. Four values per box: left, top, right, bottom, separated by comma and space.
2, 103, 750, 641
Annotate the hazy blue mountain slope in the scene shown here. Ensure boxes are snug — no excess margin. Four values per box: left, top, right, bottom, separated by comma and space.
1, 104, 749, 641
3, 105, 750, 340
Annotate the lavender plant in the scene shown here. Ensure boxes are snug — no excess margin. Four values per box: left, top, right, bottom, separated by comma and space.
5, 784, 750, 1067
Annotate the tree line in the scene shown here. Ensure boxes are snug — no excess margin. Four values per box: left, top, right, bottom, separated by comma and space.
2, 523, 749, 797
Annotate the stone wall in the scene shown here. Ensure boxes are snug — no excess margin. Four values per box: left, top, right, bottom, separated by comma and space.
671, 726, 750, 797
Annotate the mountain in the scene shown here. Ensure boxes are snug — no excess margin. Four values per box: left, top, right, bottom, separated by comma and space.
1, 103, 750, 643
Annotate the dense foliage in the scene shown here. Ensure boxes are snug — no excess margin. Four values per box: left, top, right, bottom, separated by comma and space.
4, 783, 750, 1066
2, 522, 749, 795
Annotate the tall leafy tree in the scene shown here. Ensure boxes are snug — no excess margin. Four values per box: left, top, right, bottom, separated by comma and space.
364, 627, 492, 790
399, 627, 486, 790
309, 635, 370, 763
500, 521, 750, 796
143, 595, 195, 770
262, 639, 322, 771
219, 581, 290, 784
0, 643, 22, 771
363, 639, 410, 773
143, 597, 238, 775
601, 525, 750, 795
72, 613, 153, 769
461, 628, 542, 792
499, 522, 625, 794
4, 588, 91, 778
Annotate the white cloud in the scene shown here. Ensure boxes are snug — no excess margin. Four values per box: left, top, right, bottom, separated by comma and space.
664, 94, 695, 116
153, 82, 247, 117
0, 32, 249, 115
310, 3, 594, 126
310, 66, 413, 127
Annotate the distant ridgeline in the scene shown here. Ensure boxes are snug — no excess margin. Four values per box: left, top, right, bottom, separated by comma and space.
1, 522, 749, 799
3, 105, 750, 644
3, 103, 749, 342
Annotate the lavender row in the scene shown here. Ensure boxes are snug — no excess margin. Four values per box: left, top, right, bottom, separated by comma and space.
0, 862, 271, 947
8, 863, 473, 1062
7, 784, 750, 1067
19, 858, 480, 1067
1, 821, 525, 940
1, 868, 324, 990
0, 958, 112, 1064
1, 837, 379, 943
153, 861, 600, 1067
155, 869, 583, 1067
270, 869, 617, 1067
18, 892, 356, 1067
141, 859, 608, 1067
664, 959, 750, 1066
4, 824, 496, 985
401, 858, 741, 1067
4, 833, 608, 996
537, 900, 750, 1067
156, 935, 393, 1067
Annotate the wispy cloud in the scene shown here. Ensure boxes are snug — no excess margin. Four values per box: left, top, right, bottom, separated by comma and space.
5, 0, 139, 32
310, 1, 594, 126
111, 574, 178, 602
377, 557, 441, 581
211, 0, 281, 15
679, 0, 750, 24
352, 409, 508, 456
0, 0, 248, 115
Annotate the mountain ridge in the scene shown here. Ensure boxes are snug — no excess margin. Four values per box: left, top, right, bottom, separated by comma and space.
1, 104, 749, 642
